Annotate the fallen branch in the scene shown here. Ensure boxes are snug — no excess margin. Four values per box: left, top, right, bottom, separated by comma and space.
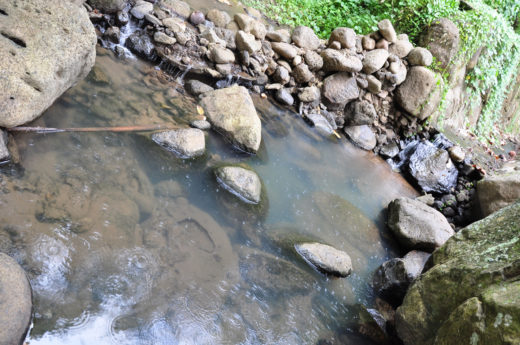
8, 124, 179, 134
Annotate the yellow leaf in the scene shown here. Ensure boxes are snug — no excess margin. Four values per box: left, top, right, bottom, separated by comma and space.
197, 105, 204, 116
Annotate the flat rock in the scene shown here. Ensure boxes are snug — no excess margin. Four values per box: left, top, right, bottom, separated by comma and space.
329, 27, 356, 49
0, 0, 96, 127
0, 253, 32, 345
388, 197, 454, 251
407, 47, 433, 66
344, 125, 377, 151
185, 79, 214, 96
152, 128, 205, 158
477, 160, 520, 216
362, 49, 389, 74
322, 72, 359, 109
321, 49, 362, 72
292, 26, 320, 50
153, 31, 176, 45
199, 85, 261, 153
295, 242, 352, 277
130, 2, 153, 19
215, 166, 261, 203
266, 29, 291, 43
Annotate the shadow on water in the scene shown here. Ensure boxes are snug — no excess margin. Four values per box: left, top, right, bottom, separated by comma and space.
0, 49, 417, 344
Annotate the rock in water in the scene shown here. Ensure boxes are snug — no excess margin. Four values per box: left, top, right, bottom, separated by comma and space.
408, 141, 458, 193
215, 166, 261, 204
152, 129, 205, 158
477, 159, 520, 216
344, 125, 377, 151
0, 253, 32, 345
295, 242, 352, 277
387, 197, 454, 251
125, 31, 155, 60
0, 0, 96, 128
200, 85, 262, 153
396, 201, 520, 345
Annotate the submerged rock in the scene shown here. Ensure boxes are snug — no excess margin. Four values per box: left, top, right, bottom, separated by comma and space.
0, 0, 96, 128
0, 253, 32, 345
387, 197, 454, 251
152, 128, 205, 158
215, 166, 261, 204
295, 242, 352, 277
477, 160, 520, 216
199, 85, 262, 153
396, 201, 520, 345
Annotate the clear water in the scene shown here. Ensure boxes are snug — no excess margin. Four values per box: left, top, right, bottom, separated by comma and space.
0, 49, 417, 344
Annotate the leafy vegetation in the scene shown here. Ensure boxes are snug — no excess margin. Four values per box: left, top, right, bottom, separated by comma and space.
244, 0, 520, 140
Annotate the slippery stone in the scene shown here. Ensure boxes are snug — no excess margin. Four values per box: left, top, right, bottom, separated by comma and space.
0, 131, 9, 162
215, 166, 261, 204
209, 45, 235, 64
387, 197, 454, 251
153, 31, 176, 45
295, 242, 353, 277
152, 128, 205, 158
88, 0, 126, 13
185, 80, 214, 96
199, 85, 262, 153
344, 125, 377, 151
125, 31, 155, 60
292, 26, 321, 50
0, 0, 96, 128
275, 88, 294, 106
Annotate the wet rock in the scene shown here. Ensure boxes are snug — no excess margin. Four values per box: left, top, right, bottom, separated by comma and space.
416, 193, 435, 206
407, 47, 433, 66
0, 131, 9, 162
189, 11, 205, 25
329, 27, 356, 49
367, 75, 382, 94
293, 64, 313, 84
292, 26, 321, 50
215, 166, 261, 203
275, 88, 294, 106
306, 113, 334, 136
362, 36, 376, 50
116, 10, 129, 25
160, 0, 191, 19
200, 85, 261, 153
87, 0, 126, 13
447, 145, 465, 163
408, 141, 458, 193
125, 31, 155, 60
0, 253, 32, 345
271, 42, 297, 60
379, 142, 399, 158
201, 28, 226, 46
209, 45, 235, 64
321, 49, 362, 72
395, 202, 520, 345
206, 9, 231, 28
378, 19, 397, 43
145, 13, 162, 26
395, 66, 442, 120
304, 50, 323, 70
322, 73, 359, 110
373, 250, 430, 305
236, 30, 261, 53
185, 79, 214, 96
295, 242, 352, 277
266, 29, 291, 43
273, 66, 290, 85
298, 86, 320, 103
153, 31, 176, 45
418, 18, 459, 71
345, 100, 377, 126
477, 160, 520, 216
103, 26, 121, 44
152, 128, 205, 158
0, 0, 96, 128
387, 197, 455, 251
190, 119, 211, 130
344, 125, 377, 151
389, 39, 413, 58
162, 17, 186, 33
362, 49, 389, 74
130, 1, 153, 19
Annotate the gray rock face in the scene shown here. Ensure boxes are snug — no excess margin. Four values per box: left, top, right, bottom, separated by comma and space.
322, 72, 359, 109
388, 197, 455, 251
0, 253, 32, 345
295, 242, 352, 277
419, 18, 459, 71
152, 128, 205, 158
378, 19, 397, 43
200, 85, 261, 153
130, 2, 153, 19
389, 39, 413, 58
407, 47, 433, 66
216, 166, 261, 203
373, 250, 430, 305
125, 31, 155, 60
321, 49, 362, 72
329, 27, 356, 49
344, 125, 377, 151
292, 26, 321, 50
408, 141, 458, 194
185, 80, 214, 96
88, 0, 126, 13
345, 100, 377, 126
0, 0, 96, 128
477, 160, 520, 216
395, 66, 442, 120
0, 131, 10, 162
362, 49, 389, 74
159, 0, 191, 19
206, 9, 231, 28
236, 30, 261, 53
271, 42, 297, 60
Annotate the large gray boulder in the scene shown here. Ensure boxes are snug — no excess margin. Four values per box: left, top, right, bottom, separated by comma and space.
200, 85, 261, 153
419, 18, 460, 71
0, 0, 96, 128
0, 253, 32, 345
215, 166, 261, 204
295, 242, 352, 277
387, 197, 454, 251
322, 72, 359, 110
152, 128, 205, 158
395, 66, 443, 120
477, 160, 520, 216
396, 201, 520, 345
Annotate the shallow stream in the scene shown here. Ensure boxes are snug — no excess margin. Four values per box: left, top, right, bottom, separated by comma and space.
1, 40, 417, 344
